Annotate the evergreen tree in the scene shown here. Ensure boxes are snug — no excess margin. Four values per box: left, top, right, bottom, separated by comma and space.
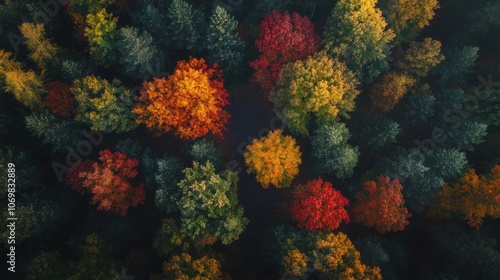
206, 6, 245, 73
167, 0, 204, 52
187, 138, 223, 170
131, 0, 170, 48
399, 91, 436, 127
60, 59, 95, 82
360, 116, 401, 150
117, 27, 165, 79
19, 22, 59, 73
433, 46, 480, 87
311, 123, 359, 179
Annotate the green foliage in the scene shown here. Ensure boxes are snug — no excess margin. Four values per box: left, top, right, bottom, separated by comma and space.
154, 155, 185, 213
433, 46, 480, 87
131, 0, 170, 47
70, 0, 115, 14
0, 146, 42, 198
187, 138, 223, 170
322, 0, 395, 83
60, 59, 95, 82
446, 120, 488, 151
25, 110, 83, 153
153, 218, 191, 258
72, 76, 136, 133
27, 252, 73, 280
426, 148, 467, 179
84, 9, 119, 67
474, 88, 500, 126
177, 161, 248, 245
167, 0, 204, 52
400, 92, 436, 127
206, 6, 245, 73
360, 115, 401, 150
117, 27, 165, 79
270, 52, 360, 136
354, 236, 390, 267
311, 123, 359, 179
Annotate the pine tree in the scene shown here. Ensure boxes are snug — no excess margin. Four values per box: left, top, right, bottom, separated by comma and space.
206, 6, 245, 73
3, 69, 45, 110
19, 22, 59, 73
360, 115, 401, 150
117, 27, 165, 79
167, 0, 204, 52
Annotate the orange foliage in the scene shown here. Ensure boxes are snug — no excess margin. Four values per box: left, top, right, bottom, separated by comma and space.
244, 130, 301, 189
370, 71, 415, 112
134, 57, 230, 140
430, 165, 500, 228
283, 249, 308, 278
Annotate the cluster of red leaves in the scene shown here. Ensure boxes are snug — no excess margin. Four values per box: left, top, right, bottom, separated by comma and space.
352, 176, 411, 233
66, 150, 145, 216
250, 10, 319, 92
290, 178, 350, 231
44, 81, 77, 117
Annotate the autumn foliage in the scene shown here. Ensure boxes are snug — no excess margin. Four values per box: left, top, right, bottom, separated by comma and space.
44, 81, 76, 118
370, 71, 415, 112
244, 130, 301, 189
430, 165, 500, 228
352, 176, 411, 233
250, 10, 319, 92
290, 178, 350, 231
66, 150, 145, 216
134, 57, 230, 140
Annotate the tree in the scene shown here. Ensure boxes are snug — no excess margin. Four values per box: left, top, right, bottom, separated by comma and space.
177, 161, 248, 245
66, 150, 146, 216
370, 71, 416, 113
290, 178, 350, 231
206, 6, 245, 73
187, 138, 223, 169
72, 233, 121, 280
27, 252, 73, 280
153, 218, 191, 258
167, 0, 204, 52
397, 38, 444, 78
131, 0, 170, 48
352, 176, 410, 233
134, 57, 230, 140
3, 68, 45, 110
425, 148, 467, 179
117, 27, 165, 79
433, 46, 479, 87
72, 76, 136, 133
283, 249, 309, 278
381, 0, 440, 44
84, 8, 119, 67
244, 130, 301, 189
399, 91, 435, 127
430, 166, 500, 228
44, 81, 76, 118
60, 59, 95, 82
311, 123, 359, 179
360, 116, 401, 150
322, 0, 395, 83
162, 253, 223, 280
270, 53, 360, 136
19, 22, 59, 73
475, 88, 500, 126
250, 10, 319, 91
0, 146, 42, 198
446, 120, 487, 151
25, 110, 83, 153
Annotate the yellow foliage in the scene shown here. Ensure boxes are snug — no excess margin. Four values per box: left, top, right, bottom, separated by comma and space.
244, 130, 301, 189
4, 69, 45, 110
370, 71, 415, 112
283, 249, 308, 277
19, 22, 59, 72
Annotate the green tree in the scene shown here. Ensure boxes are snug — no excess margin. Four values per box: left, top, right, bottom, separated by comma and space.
27, 252, 73, 280
131, 0, 170, 48
433, 46, 480, 87
85, 8, 119, 67
187, 138, 223, 169
206, 6, 245, 73
0, 146, 42, 198
19, 22, 59, 73
399, 91, 436, 127
25, 110, 83, 153
72, 76, 136, 133
270, 52, 360, 136
177, 161, 248, 245
60, 59, 95, 82
475, 88, 500, 126
360, 116, 401, 150
426, 148, 467, 179
322, 0, 395, 83
311, 123, 359, 179
117, 27, 165, 79
167, 0, 204, 52
446, 120, 488, 151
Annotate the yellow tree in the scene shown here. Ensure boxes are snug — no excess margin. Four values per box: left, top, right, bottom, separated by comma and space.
270, 52, 360, 136
370, 71, 415, 113
396, 38, 445, 78
19, 22, 59, 73
430, 165, 500, 228
283, 249, 308, 278
244, 130, 301, 189
163, 253, 223, 280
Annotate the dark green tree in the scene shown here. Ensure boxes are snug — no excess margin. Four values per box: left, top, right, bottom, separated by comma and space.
446, 120, 487, 151
399, 91, 436, 127
153, 218, 191, 258
360, 116, 401, 150
27, 252, 73, 280
426, 148, 467, 179
206, 6, 245, 73
167, 0, 204, 52
117, 27, 165, 79
177, 161, 248, 245
60, 59, 95, 82
131, 0, 170, 48
433, 46, 479, 87
311, 123, 359, 179
187, 138, 223, 170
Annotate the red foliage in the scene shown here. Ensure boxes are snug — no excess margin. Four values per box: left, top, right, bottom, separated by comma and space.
44, 81, 76, 117
290, 178, 350, 230
250, 10, 320, 92
352, 176, 411, 233
65, 150, 145, 216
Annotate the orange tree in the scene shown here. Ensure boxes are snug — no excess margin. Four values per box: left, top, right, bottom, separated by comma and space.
290, 178, 350, 231
430, 165, 500, 228
66, 150, 145, 216
351, 176, 411, 233
134, 57, 230, 140
244, 130, 301, 189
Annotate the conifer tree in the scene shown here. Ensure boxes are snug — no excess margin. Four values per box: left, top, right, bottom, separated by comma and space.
167, 0, 204, 52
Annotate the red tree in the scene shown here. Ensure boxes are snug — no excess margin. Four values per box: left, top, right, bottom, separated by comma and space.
290, 178, 350, 230
66, 150, 145, 216
352, 176, 411, 233
250, 10, 319, 92
44, 81, 76, 117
